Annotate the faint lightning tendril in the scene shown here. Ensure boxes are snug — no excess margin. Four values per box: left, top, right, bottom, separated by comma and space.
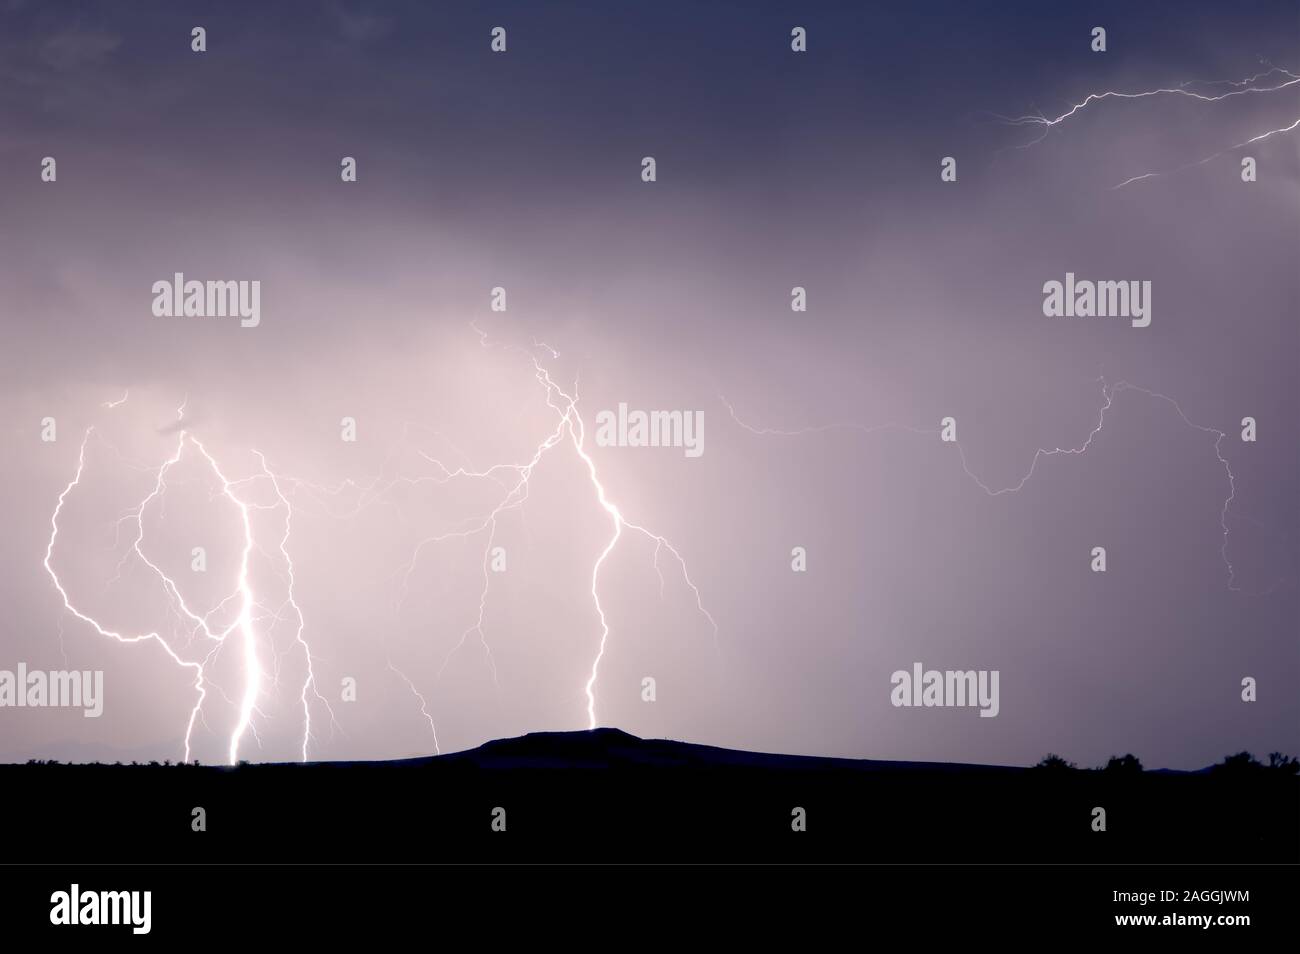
722, 377, 1247, 591
387, 659, 441, 755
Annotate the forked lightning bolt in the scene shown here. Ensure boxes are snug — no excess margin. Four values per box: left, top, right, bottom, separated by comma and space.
47, 339, 720, 760
44, 404, 335, 764
529, 361, 719, 728
42, 344, 1279, 763
44, 429, 209, 761
375, 344, 718, 730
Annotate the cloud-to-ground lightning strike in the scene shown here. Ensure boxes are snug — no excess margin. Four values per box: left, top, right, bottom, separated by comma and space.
47, 332, 722, 760
534, 359, 719, 727
382, 342, 719, 730
258, 452, 339, 762
45, 311, 1281, 764
44, 428, 209, 761
994, 64, 1300, 187
185, 436, 263, 766
41, 335, 1282, 762
721, 377, 1248, 591
44, 402, 335, 765
387, 659, 441, 754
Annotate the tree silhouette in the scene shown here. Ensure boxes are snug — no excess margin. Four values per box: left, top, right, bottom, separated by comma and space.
1268, 752, 1299, 774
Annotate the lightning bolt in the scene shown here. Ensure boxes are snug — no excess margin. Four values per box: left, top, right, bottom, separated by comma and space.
114, 330, 719, 753
44, 427, 209, 762
536, 360, 719, 728
396, 364, 576, 688
386, 341, 718, 730
997, 65, 1300, 144
45, 344, 1279, 763
994, 63, 1300, 187
722, 377, 1255, 591
387, 659, 441, 754
45, 399, 334, 765
258, 451, 339, 762
1112, 115, 1300, 189
183, 436, 263, 766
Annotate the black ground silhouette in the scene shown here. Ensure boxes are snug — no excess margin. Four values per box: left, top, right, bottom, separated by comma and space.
6, 729, 1296, 863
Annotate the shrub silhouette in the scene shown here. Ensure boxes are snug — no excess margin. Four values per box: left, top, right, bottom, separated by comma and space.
1103, 754, 1143, 774
1034, 753, 1077, 772
1209, 751, 1263, 775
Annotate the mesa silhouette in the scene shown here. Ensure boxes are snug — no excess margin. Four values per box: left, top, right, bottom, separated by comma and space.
7, 729, 1296, 863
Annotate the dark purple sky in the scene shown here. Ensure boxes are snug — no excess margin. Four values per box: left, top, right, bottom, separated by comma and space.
2, 0, 1296, 768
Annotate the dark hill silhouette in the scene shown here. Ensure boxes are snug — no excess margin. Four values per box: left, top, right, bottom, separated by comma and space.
4, 729, 1295, 863
397, 727, 1020, 772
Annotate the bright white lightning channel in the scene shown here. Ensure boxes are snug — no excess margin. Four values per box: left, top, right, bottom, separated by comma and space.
207, 337, 718, 746
380, 348, 718, 731
45, 357, 1266, 761
44, 405, 334, 764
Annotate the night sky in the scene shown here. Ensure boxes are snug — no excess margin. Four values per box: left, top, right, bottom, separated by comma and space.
2, 0, 1297, 768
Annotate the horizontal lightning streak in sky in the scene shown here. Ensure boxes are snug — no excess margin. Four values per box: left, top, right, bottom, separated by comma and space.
1113, 115, 1300, 189
995, 64, 1300, 187
997, 66, 1300, 142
